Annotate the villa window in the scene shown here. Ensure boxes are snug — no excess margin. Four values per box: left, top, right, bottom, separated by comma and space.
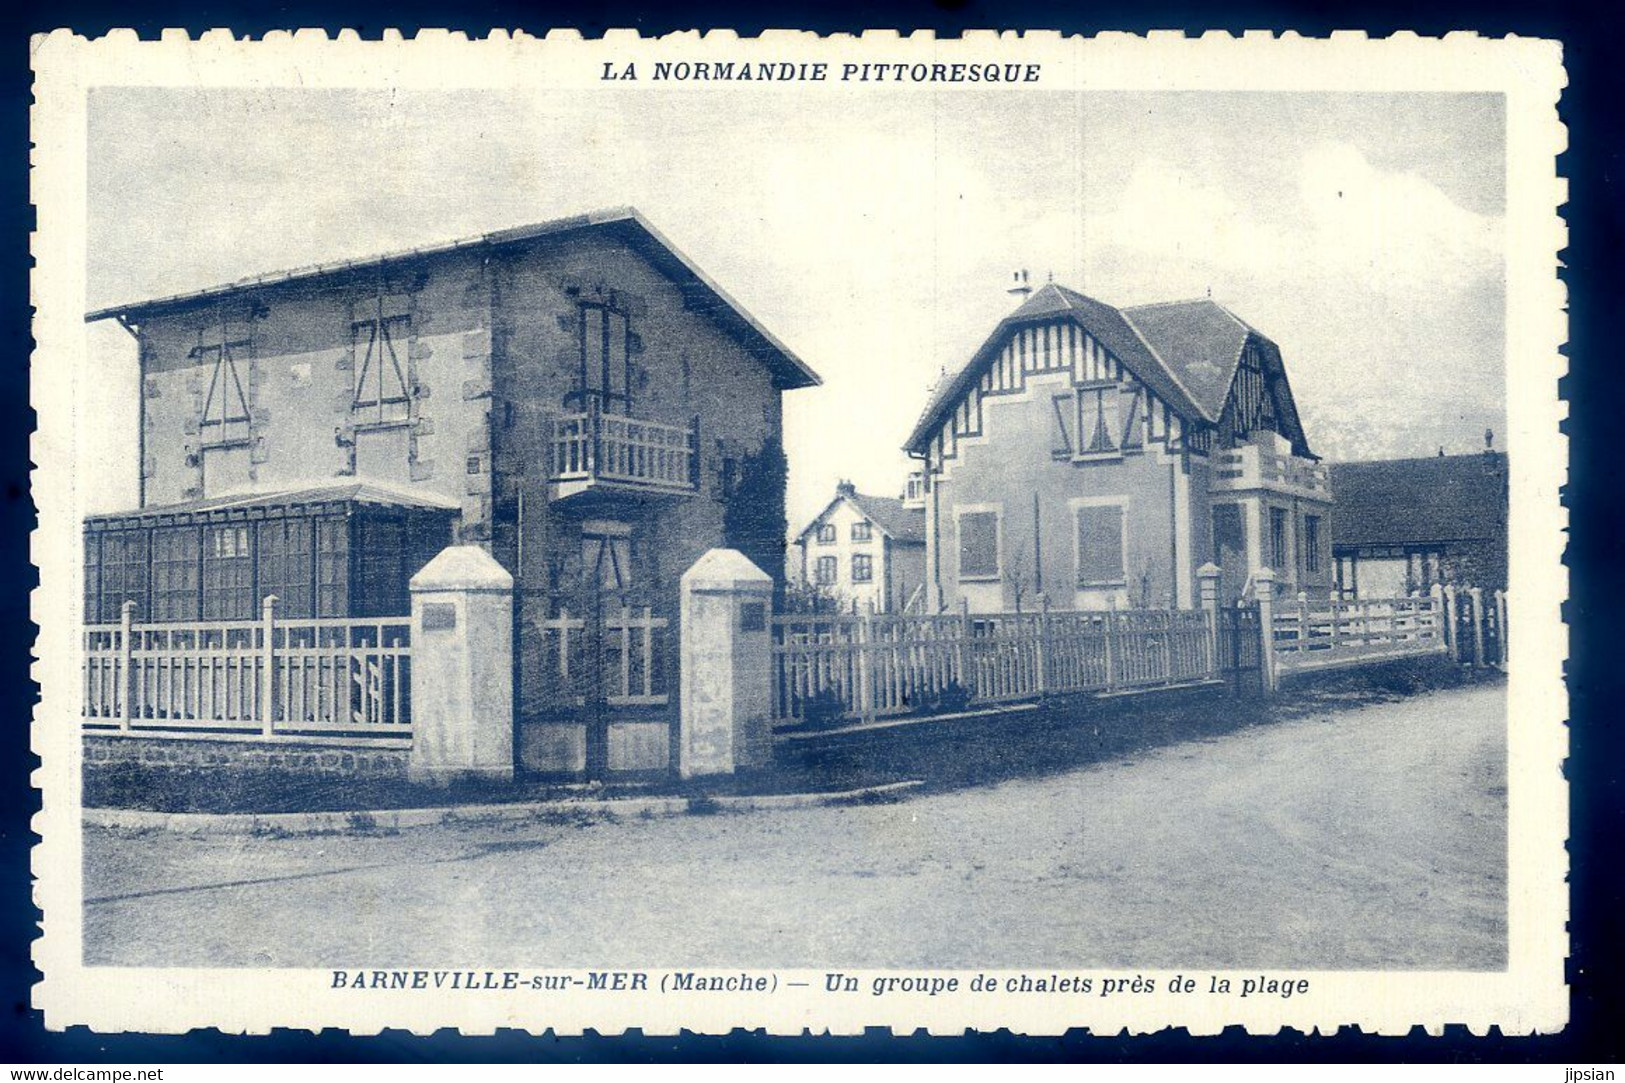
957, 509, 1000, 581
815, 555, 837, 585
193, 318, 253, 447
852, 554, 873, 583
1270, 507, 1289, 571
1076, 387, 1121, 458
851, 521, 872, 543
1304, 515, 1322, 574
575, 301, 633, 415
1075, 502, 1127, 587
202, 524, 255, 620
816, 523, 836, 545
151, 527, 202, 622
351, 294, 413, 427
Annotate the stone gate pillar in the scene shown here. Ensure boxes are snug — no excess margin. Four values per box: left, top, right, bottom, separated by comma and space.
408, 545, 515, 784
679, 549, 774, 779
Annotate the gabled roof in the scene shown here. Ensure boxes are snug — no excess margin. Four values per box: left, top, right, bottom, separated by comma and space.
86, 206, 821, 391
1328, 453, 1508, 549
85, 482, 459, 528
903, 284, 1294, 455
795, 489, 926, 546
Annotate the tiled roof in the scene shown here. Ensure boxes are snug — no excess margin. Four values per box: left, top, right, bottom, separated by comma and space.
1328, 453, 1508, 548
847, 493, 926, 545
794, 488, 926, 546
1119, 299, 1253, 421
903, 284, 1274, 454
86, 206, 820, 391
85, 482, 459, 526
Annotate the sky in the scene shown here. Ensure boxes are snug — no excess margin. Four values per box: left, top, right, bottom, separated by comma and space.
84, 87, 1506, 529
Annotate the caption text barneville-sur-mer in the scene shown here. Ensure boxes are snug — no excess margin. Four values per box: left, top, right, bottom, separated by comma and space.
602, 61, 1043, 83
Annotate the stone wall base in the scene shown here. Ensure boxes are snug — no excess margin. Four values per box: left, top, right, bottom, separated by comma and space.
83, 734, 409, 778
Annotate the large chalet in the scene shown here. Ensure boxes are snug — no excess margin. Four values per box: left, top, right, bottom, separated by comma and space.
903, 280, 1333, 614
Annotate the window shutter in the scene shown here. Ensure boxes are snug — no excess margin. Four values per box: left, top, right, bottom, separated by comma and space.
1076, 505, 1125, 585
958, 511, 999, 579
1050, 393, 1074, 455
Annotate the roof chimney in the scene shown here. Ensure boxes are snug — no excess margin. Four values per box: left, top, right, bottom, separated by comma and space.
1007, 269, 1032, 300
835, 479, 856, 498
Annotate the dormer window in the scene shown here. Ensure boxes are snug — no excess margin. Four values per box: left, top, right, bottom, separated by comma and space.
192, 317, 252, 447
351, 294, 413, 427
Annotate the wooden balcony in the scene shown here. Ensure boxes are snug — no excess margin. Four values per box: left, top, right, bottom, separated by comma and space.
1210, 444, 1331, 501
548, 407, 698, 502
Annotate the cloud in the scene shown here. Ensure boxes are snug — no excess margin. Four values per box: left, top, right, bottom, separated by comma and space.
1094, 142, 1502, 299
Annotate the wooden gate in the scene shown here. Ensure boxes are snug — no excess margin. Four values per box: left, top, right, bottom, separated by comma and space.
1216, 602, 1263, 695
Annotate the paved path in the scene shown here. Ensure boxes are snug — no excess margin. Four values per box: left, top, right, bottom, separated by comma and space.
84, 683, 1506, 970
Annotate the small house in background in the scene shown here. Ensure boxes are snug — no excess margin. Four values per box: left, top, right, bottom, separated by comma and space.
1328, 447, 1508, 599
903, 278, 1333, 614
792, 479, 927, 613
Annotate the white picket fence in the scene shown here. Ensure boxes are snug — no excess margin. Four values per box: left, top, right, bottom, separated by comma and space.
1266, 583, 1507, 685
83, 597, 412, 740
772, 602, 1218, 726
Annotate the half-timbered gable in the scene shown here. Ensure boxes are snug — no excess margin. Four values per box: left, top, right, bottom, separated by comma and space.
904, 283, 1332, 614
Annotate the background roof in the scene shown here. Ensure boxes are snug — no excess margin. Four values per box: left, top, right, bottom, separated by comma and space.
1329, 453, 1508, 548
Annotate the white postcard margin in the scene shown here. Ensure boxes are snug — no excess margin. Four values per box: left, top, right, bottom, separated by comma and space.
28, 29, 1568, 1036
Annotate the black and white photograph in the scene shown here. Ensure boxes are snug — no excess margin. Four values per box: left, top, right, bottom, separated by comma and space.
27, 31, 1567, 1037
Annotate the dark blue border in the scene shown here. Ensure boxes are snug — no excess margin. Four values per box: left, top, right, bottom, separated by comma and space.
2, 0, 1617, 1063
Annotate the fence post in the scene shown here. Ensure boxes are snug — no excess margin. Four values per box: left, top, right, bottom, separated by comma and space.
118, 599, 136, 732
259, 594, 278, 738
958, 596, 972, 695
1469, 587, 1486, 669
1035, 593, 1050, 696
1441, 584, 1459, 661
1256, 569, 1278, 693
1197, 563, 1221, 674
857, 600, 875, 724
1104, 598, 1118, 692
1429, 583, 1445, 653
1496, 589, 1508, 668
1297, 591, 1310, 656
1328, 593, 1341, 654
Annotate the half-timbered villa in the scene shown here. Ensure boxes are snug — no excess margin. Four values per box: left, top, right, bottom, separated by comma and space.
903, 279, 1333, 614
791, 479, 927, 613
85, 207, 819, 775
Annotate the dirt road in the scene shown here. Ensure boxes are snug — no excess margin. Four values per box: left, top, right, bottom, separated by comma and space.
83, 682, 1506, 969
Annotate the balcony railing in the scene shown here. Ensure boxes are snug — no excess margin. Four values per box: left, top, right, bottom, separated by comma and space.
549, 407, 698, 497
1210, 444, 1331, 500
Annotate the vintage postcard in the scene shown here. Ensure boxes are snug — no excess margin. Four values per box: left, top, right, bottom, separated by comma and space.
29, 30, 1567, 1036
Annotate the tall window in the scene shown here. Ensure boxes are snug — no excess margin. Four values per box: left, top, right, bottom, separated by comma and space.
576, 301, 633, 414
1269, 506, 1289, 571
259, 518, 314, 619
203, 524, 255, 620
815, 555, 837, 585
851, 554, 873, 583
851, 521, 872, 543
99, 531, 149, 621
1076, 387, 1120, 457
151, 527, 201, 621
816, 523, 836, 545
352, 295, 413, 426
316, 519, 350, 617
1076, 503, 1127, 586
83, 533, 100, 622
194, 318, 253, 447
958, 509, 1000, 580
1303, 515, 1322, 574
